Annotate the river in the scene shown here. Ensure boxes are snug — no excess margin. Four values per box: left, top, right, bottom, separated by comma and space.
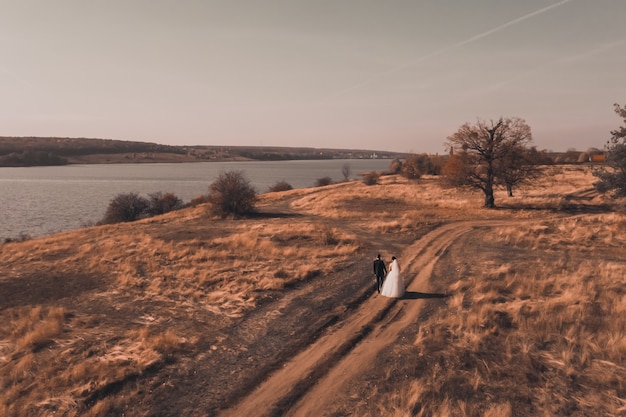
0, 159, 391, 240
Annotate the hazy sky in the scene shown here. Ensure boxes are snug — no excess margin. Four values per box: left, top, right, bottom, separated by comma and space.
1, 1, 625, 154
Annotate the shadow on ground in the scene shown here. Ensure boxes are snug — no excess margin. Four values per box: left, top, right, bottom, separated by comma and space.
402, 291, 448, 300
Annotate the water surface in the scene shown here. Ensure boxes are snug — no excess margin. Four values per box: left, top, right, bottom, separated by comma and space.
0, 159, 390, 239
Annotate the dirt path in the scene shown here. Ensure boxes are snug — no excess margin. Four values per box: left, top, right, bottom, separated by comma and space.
219, 220, 491, 417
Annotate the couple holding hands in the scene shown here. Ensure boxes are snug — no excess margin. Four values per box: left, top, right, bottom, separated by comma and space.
373, 254, 405, 298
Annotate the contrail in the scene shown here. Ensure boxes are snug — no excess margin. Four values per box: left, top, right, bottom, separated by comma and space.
420, 35, 626, 114
483, 36, 626, 94
330, 0, 575, 97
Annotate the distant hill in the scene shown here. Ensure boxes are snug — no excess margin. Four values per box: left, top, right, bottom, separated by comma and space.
0, 137, 405, 166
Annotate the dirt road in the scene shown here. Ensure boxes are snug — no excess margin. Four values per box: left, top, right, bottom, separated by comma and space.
219, 220, 487, 417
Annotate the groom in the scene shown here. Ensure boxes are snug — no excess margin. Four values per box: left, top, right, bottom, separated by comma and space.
373, 254, 387, 293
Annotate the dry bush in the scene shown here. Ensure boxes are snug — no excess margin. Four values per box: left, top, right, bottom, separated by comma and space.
267, 180, 293, 193
315, 176, 333, 187
361, 171, 380, 185
207, 170, 257, 217
100, 192, 150, 224
147, 191, 184, 215
189, 194, 210, 207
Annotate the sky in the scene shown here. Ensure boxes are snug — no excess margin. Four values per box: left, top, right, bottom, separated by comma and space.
1, 1, 625, 154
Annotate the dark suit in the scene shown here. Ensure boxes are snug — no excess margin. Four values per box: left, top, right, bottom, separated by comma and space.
373, 258, 387, 293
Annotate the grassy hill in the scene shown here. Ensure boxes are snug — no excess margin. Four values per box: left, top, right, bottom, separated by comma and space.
1, 166, 625, 416
0, 137, 404, 166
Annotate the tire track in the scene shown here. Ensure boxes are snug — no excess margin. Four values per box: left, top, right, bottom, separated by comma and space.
283, 221, 483, 417
218, 221, 489, 417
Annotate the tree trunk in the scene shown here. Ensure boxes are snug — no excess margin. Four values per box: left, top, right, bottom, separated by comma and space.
484, 192, 495, 208
484, 176, 496, 208
507, 184, 513, 197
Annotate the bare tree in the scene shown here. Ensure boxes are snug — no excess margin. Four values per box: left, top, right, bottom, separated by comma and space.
341, 163, 351, 181
594, 103, 626, 197
446, 117, 533, 208
495, 145, 541, 197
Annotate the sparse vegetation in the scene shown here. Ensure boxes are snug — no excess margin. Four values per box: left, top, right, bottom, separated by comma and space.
1, 165, 624, 416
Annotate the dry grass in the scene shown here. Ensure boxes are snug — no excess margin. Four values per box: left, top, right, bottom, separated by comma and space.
1, 164, 625, 416
0, 182, 366, 415
0, 306, 186, 416
355, 210, 626, 416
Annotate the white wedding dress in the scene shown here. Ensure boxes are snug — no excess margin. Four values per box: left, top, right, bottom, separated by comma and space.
380, 259, 404, 298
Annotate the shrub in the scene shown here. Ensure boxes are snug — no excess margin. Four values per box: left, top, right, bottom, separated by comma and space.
317, 225, 338, 245
361, 171, 380, 186
389, 159, 403, 174
207, 170, 257, 217
189, 194, 210, 207
267, 180, 293, 193
100, 192, 149, 224
147, 192, 184, 215
442, 154, 472, 187
593, 103, 626, 197
315, 176, 333, 187
401, 154, 435, 179
3, 233, 31, 244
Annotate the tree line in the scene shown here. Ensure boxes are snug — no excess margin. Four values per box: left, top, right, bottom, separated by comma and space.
102, 100, 626, 226
390, 104, 625, 209
23, 102, 626, 229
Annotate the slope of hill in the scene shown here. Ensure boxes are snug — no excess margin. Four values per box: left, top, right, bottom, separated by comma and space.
1, 166, 625, 416
0, 137, 403, 166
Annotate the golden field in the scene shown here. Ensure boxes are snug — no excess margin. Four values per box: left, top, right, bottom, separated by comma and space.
1, 165, 625, 416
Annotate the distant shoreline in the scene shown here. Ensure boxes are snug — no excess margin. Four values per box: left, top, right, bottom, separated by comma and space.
0, 137, 403, 167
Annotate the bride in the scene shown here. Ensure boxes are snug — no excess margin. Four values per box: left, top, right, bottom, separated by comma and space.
380, 256, 404, 298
